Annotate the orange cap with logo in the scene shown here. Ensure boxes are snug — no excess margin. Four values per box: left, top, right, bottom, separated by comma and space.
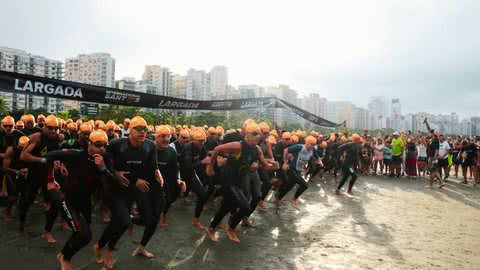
191, 129, 206, 141
79, 123, 93, 133
21, 114, 35, 123
106, 120, 116, 130
114, 125, 120, 131
282, 132, 292, 140
89, 130, 108, 143
45, 115, 58, 127
215, 126, 224, 135
259, 122, 270, 133
305, 135, 317, 145
179, 129, 190, 138
245, 123, 261, 134
2, 116, 15, 126
291, 134, 299, 144
37, 114, 45, 121
155, 125, 171, 137
18, 136, 30, 148
351, 133, 361, 143
207, 127, 216, 135
67, 122, 77, 131
266, 135, 277, 145
16, 120, 24, 127
129, 116, 147, 129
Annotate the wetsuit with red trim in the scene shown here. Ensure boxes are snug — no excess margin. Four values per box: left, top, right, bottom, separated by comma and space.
46, 149, 114, 261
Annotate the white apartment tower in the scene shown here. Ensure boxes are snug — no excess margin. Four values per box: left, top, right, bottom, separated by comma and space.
209, 66, 228, 99
142, 65, 172, 96
64, 53, 115, 110
0, 46, 64, 113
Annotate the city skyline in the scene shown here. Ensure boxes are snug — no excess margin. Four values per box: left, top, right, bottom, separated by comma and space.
1, 1, 479, 118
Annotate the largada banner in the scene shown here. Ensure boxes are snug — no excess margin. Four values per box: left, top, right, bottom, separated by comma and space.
0, 70, 345, 128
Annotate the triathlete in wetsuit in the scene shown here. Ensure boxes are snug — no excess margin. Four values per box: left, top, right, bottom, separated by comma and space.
205, 122, 278, 243
95, 116, 164, 269
155, 125, 186, 227
46, 130, 114, 270
19, 115, 63, 242
335, 134, 362, 195
2, 136, 29, 221
179, 129, 210, 229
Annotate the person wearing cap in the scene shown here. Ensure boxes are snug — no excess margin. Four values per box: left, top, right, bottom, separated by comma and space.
391, 132, 405, 178
105, 120, 119, 141
2, 136, 29, 221
205, 122, 278, 243
15, 120, 24, 131
205, 127, 219, 153
272, 131, 294, 207
255, 122, 276, 210
20, 114, 41, 136
36, 114, 46, 129
178, 128, 211, 229
1, 116, 25, 160
335, 134, 363, 195
277, 135, 317, 209
62, 123, 93, 150
120, 118, 130, 138
19, 115, 63, 242
154, 125, 186, 227
95, 116, 164, 267
43, 130, 115, 270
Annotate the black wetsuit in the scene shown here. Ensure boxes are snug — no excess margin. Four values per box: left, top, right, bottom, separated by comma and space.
3, 146, 28, 212
205, 137, 219, 152
21, 127, 42, 136
157, 145, 180, 214
210, 141, 259, 229
46, 149, 114, 260
19, 132, 61, 229
179, 142, 210, 218
98, 138, 163, 250
336, 142, 361, 191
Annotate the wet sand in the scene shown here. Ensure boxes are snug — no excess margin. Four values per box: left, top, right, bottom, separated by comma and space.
1, 175, 479, 270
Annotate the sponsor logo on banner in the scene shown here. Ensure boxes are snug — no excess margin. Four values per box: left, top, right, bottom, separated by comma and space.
104, 90, 141, 103
14, 79, 83, 98
210, 101, 232, 108
158, 99, 200, 109
240, 99, 273, 109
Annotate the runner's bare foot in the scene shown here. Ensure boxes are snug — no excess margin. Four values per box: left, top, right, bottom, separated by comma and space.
335, 190, 342, 195
439, 184, 446, 189
57, 253, 72, 270
93, 243, 103, 264
347, 189, 353, 195
205, 227, 219, 242
291, 199, 299, 209
258, 200, 266, 209
226, 227, 240, 243
160, 214, 168, 227
103, 249, 114, 269
103, 212, 110, 223
274, 198, 282, 208
192, 218, 206, 230
42, 231, 57, 244
133, 246, 154, 258
62, 221, 72, 231
241, 219, 253, 226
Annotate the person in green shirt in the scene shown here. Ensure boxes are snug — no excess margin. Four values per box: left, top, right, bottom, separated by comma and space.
391, 132, 404, 177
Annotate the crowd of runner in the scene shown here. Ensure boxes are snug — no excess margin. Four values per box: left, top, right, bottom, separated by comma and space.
0, 113, 478, 269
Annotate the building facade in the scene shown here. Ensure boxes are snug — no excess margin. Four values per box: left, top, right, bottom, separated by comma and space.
0, 46, 64, 113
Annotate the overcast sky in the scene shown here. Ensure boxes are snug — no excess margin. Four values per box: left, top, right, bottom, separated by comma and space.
1, 0, 479, 118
